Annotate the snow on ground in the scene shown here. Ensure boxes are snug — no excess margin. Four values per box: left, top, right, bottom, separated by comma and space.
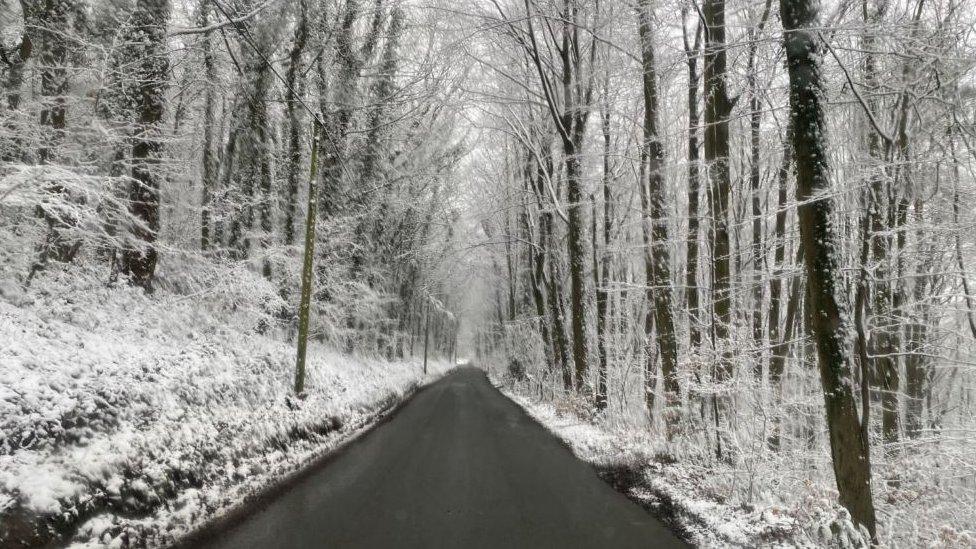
495, 380, 881, 548
0, 261, 452, 548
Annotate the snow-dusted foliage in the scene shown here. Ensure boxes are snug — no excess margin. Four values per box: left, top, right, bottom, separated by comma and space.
459, 0, 976, 543
499, 371, 975, 548
0, 248, 452, 547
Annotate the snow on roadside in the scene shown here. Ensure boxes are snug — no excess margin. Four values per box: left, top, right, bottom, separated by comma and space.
497, 384, 870, 548
0, 264, 452, 548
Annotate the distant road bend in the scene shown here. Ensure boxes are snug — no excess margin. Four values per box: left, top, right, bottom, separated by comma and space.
187, 367, 688, 549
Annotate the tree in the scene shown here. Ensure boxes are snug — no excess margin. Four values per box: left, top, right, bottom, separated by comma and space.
701, 0, 735, 456
29, 0, 78, 277
119, 0, 171, 289
780, 0, 878, 537
520, 0, 599, 392
199, 2, 219, 252
594, 73, 613, 411
702, 0, 733, 360
636, 0, 679, 433
747, 0, 773, 356
282, 0, 309, 248
682, 9, 703, 349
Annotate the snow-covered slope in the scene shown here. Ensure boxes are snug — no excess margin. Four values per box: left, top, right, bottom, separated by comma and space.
0, 265, 452, 547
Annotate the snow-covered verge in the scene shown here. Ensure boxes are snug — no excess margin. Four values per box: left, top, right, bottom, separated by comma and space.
496, 379, 913, 549
0, 261, 452, 548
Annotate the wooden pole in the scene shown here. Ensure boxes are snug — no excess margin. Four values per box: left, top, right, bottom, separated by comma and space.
294, 124, 320, 395
423, 299, 431, 375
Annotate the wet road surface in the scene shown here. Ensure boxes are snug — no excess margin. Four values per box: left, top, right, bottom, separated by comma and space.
187, 367, 687, 549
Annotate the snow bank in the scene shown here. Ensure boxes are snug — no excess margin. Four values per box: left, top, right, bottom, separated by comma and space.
0, 262, 452, 547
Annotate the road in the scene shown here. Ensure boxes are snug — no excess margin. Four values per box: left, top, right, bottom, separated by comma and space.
187, 367, 687, 549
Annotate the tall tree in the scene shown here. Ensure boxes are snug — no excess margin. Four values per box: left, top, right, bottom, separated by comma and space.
520, 0, 598, 392
702, 0, 734, 456
594, 76, 613, 411
637, 0, 680, 432
780, 0, 878, 537
283, 0, 310, 247
199, 3, 218, 252
120, 0, 171, 289
29, 0, 78, 277
682, 10, 703, 349
702, 0, 733, 354
747, 0, 773, 357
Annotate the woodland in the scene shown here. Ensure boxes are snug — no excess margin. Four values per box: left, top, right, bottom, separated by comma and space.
1, 0, 976, 545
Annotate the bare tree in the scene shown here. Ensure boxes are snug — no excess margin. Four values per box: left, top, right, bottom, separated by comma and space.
780, 0, 877, 536
120, 0, 171, 289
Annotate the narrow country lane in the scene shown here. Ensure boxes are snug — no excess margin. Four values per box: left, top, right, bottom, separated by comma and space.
185, 368, 688, 549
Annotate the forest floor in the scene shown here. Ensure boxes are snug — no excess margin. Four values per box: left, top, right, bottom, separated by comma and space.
0, 259, 452, 548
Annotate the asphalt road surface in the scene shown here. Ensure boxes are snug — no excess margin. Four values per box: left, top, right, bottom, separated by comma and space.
189, 367, 687, 549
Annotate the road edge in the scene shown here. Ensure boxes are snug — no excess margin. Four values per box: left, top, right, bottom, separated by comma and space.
487, 379, 700, 547
169, 372, 449, 549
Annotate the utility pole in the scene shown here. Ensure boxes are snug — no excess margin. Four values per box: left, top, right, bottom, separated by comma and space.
423, 299, 431, 375
452, 318, 460, 364
294, 125, 320, 395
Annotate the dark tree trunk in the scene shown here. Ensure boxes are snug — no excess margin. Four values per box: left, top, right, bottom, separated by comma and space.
37, 0, 69, 166
780, 0, 878, 537
747, 0, 772, 361
29, 0, 76, 277
316, 0, 361, 221
594, 100, 613, 411
769, 245, 801, 450
120, 0, 170, 290
768, 123, 794, 390
520, 0, 596, 393
858, 0, 901, 447
283, 0, 309, 246
702, 0, 733, 361
701, 0, 734, 458
565, 147, 591, 391
199, 5, 218, 252
525, 169, 554, 376
222, 10, 278, 268
1, 3, 32, 162
683, 15, 703, 349
767, 123, 795, 451
532, 149, 571, 389
638, 0, 680, 434
547, 219, 573, 390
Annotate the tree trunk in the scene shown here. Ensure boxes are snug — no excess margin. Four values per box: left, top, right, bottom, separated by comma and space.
747, 0, 772, 361
702, 0, 733, 362
120, 0, 170, 290
565, 147, 591, 391
199, 4, 218, 252
283, 0, 309, 246
780, 0, 878, 537
638, 0, 680, 434
594, 99, 613, 411
316, 0, 360, 220
29, 0, 76, 276
768, 123, 794, 389
1, 4, 31, 162
548, 230, 573, 390
683, 15, 702, 349
533, 150, 572, 389
226, 21, 275, 264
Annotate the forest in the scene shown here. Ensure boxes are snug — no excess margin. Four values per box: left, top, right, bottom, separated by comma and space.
1, 0, 975, 546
